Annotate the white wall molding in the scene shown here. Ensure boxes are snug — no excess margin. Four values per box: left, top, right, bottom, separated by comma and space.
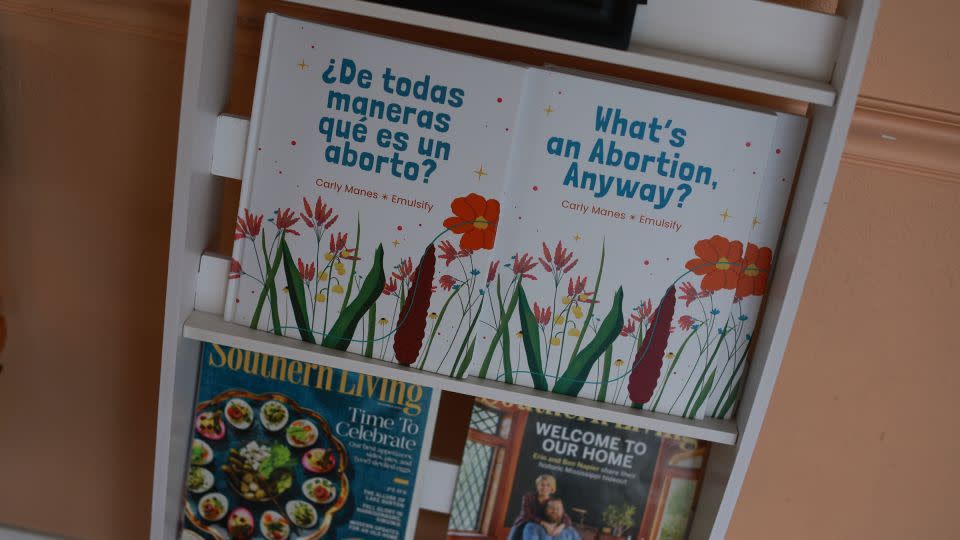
844, 96, 960, 183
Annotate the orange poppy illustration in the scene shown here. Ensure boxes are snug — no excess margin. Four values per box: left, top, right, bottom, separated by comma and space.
685, 235, 744, 291
442, 193, 500, 250
736, 243, 772, 297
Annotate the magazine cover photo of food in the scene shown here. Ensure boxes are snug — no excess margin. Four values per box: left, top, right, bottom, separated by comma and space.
181, 342, 434, 540
447, 399, 709, 540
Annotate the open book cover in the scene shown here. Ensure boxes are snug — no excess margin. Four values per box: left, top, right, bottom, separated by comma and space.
447, 398, 710, 540
224, 14, 806, 420
180, 343, 435, 540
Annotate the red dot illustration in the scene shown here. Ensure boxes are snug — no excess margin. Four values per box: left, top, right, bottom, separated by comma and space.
397, 225, 403, 231
532, 186, 538, 191
291, 140, 297, 145
776, 148, 782, 154
745, 142, 752, 147
497, 97, 503, 103
644, 260, 650, 266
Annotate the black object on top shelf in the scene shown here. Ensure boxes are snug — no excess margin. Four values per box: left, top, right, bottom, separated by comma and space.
365, 0, 646, 50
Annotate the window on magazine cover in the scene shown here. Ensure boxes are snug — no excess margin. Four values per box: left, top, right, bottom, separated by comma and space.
449, 404, 513, 534
449, 441, 497, 531
469, 405, 503, 435
653, 477, 697, 540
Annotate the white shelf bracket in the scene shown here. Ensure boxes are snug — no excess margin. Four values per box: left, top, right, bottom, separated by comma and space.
417, 460, 460, 514
196, 252, 230, 315
212, 114, 250, 180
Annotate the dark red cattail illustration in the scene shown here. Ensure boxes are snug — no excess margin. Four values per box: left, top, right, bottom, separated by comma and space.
628, 285, 677, 405
393, 244, 437, 365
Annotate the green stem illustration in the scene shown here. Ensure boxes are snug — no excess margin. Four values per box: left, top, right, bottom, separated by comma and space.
449, 297, 485, 378
340, 217, 361, 313
651, 327, 699, 411
417, 285, 463, 370
683, 325, 729, 418
364, 303, 376, 358
568, 242, 605, 362
596, 344, 614, 401
478, 275, 520, 381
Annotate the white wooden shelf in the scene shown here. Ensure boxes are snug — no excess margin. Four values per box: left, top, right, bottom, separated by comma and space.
296, 0, 840, 105
151, 1, 881, 539
183, 310, 740, 444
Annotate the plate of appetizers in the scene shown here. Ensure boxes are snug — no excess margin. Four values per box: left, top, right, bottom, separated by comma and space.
183, 391, 350, 540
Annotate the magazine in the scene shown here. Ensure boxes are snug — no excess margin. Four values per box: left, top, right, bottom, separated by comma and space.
223, 13, 805, 419
180, 342, 434, 540
447, 399, 710, 540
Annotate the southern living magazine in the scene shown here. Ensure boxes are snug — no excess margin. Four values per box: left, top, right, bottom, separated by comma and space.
223, 13, 806, 420
180, 342, 435, 540
447, 399, 710, 540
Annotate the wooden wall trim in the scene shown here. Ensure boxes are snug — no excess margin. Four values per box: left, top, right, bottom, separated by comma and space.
843, 96, 960, 183
0, 0, 188, 43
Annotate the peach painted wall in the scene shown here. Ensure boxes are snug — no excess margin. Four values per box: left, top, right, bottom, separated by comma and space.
0, 2, 956, 539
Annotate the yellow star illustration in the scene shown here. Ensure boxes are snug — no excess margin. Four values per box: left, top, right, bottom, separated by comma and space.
473, 165, 487, 181
752, 216, 762, 228
720, 209, 732, 223
573, 233, 582, 241
544, 105, 554, 115
392, 239, 400, 247
297, 59, 309, 70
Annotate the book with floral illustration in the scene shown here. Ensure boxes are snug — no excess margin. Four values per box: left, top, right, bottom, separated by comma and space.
181, 342, 434, 540
224, 13, 806, 421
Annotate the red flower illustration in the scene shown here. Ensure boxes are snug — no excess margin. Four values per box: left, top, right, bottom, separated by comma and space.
228, 258, 242, 279
328, 232, 358, 260
568, 276, 588, 297
234, 209, 264, 240
383, 278, 398, 296
392, 257, 414, 283
633, 299, 653, 323
511, 253, 538, 280
436, 240, 472, 266
685, 235, 743, 291
297, 258, 316, 282
437, 240, 458, 266
736, 243, 773, 297
678, 281, 710, 307
678, 315, 696, 331
300, 196, 338, 233
486, 260, 499, 285
539, 241, 577, 274
621, 318, 637, 337
442, 193, 500, 251
439, 274, 457, 291
533, 303, 552, 326
274, 208, 300, 236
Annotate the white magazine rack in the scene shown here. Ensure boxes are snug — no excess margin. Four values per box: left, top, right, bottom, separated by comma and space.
151, 1, 880, 538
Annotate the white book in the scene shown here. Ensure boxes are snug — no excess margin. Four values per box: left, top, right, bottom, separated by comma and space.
224, 14, 805, 422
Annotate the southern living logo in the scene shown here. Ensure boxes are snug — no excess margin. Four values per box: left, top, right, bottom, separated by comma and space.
206, 344, 424, 416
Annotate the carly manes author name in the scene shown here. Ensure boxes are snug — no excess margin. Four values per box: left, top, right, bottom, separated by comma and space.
560, 200, 683, 232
